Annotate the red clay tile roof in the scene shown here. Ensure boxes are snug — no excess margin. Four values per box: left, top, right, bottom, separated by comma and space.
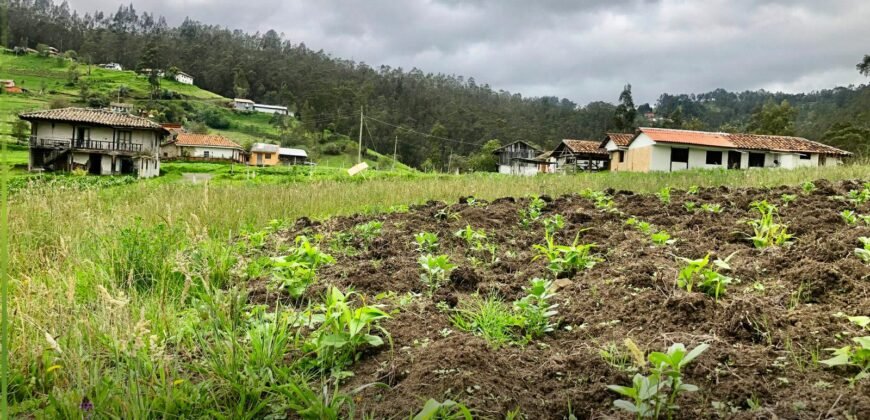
19, 107, 165, 131
639, 127, 732, 148
561, 139, 609, 156
174, 133, 242, 149
633, 127, 851, 156
604, 132, 634, 147
726, 133, 850, 156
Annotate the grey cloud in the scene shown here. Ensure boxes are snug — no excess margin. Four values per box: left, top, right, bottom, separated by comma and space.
67, 0, 870, 104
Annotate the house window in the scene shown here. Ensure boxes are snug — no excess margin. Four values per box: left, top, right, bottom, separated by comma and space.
116, 130, 132, 142
203, 150, 210, 158
705, 151, 722, 165
799, 153, 811, 160
670, 147, 689, 163
618, 150, 625, 163
748, 153, 766, 167
265, 153, 272, 159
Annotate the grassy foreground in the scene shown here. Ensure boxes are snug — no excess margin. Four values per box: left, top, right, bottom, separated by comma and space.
6, 163, 870, 416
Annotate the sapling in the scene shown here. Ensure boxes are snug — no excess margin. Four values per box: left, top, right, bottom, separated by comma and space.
418, 254, 457, 294
414, 231, 439, 253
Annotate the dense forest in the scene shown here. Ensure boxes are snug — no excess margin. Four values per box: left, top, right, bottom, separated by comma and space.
4, 0, 870, 165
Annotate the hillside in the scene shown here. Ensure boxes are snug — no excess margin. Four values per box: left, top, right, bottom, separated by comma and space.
0, 53, 412, 173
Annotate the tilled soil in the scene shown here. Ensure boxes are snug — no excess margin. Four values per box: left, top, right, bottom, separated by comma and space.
251, 179, 870, 419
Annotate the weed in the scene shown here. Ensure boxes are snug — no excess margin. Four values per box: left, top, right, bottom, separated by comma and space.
270, 236, 335, 297
747, 201, 792, 248
855, 237, 870, 264
700, 203, 723, 214
676, 253, 735, 301
451, 295, 522, 346
608, 343, 709, 420
454, 225, 487, 252
414, 232, 439, 254
418, 254, 457, 295
513, 278, 559, 339
655, 187, 672, 205
841, 210, 858, 226
519, 196, 546, 228
600, 343, 635, 373
650, 230, 675, 246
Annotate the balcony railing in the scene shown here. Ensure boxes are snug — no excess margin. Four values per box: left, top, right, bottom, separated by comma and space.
29, 136, 143, 153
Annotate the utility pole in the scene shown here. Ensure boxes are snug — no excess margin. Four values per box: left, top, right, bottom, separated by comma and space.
357, 105, 363, 164
392, 135, 398, 170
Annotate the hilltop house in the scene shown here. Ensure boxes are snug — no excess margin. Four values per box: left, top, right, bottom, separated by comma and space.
602, 127, 851, 172
278, 147, 309, 165
161, 133, 244, 162
492, 140, 548, 176
249, 143, 280, 166
551, 139, 610, 172
19, 108, 167, 178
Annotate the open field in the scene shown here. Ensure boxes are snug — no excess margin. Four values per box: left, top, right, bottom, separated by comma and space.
5, 163, 870, 417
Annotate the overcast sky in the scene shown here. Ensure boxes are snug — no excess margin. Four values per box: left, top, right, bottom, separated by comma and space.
67, 0, 870, 105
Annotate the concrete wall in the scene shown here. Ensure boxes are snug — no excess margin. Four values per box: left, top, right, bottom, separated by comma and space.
185, 146, 238, 160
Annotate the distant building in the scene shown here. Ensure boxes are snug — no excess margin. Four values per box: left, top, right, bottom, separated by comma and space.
232, 98, 255, 112
602, 127, 851, 172
19, 107, 167, 178
174, 71, 194, 85
161, 133, 244, 162
232, 98, 292, 116
101, 63, 123, 71
278, 147, 308, 165
551, 139, 609, 172
249, 143, 280, 166
109, 102, 133, 114
491, 140, 546, 176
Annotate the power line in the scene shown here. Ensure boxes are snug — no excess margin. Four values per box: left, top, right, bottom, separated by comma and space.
363, 115, 480, 147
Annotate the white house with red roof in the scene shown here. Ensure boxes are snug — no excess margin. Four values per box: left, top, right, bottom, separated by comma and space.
602, 127, 850, 172
161, 132, 244, 162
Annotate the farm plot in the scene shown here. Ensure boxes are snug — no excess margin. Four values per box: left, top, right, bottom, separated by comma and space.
241, 179, 869, 418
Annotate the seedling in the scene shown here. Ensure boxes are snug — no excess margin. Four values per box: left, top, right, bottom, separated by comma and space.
414, 399, 474, 420
454, 225, 487, 252
801, 181, 816, 194
270, 236, 335, 297
513, 278, 559, 339
519, 196, 546, 228
683, 201, 697, 213
581, 189, 616, 211
747, 200, 792, 248
434, 207, 461, 222
414, 232, 439, 253
844, 186, 870, 206
650, 230, 675, 246
700, 203, 723, 214
542, 214, 565, 237
821, 318, 870, 383
533, 232, 601, 277
451, 295, 522, 346
626, 217, 652, 234
687, 185, 700, 195
655, 187, 671, 205
418, 254, 457, 294
608, 343, 709, 419
780, 194, 797, 206
677, 253, 735, 301
354, 220, 383, 248
841, 210, 858, 226
856, 237, 870, 264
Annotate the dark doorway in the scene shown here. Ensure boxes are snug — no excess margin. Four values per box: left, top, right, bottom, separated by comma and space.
76, 127, 89, 147
88, 154, 102, 174
727, 151, 742, 169
748, 153, 766, 168
120, 158, 134, 174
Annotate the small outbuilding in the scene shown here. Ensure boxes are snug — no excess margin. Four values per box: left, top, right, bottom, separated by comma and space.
161, 133, 244, 162
249, 143, 280, 166
278, 147, 308, 165
552, 139, 610, 172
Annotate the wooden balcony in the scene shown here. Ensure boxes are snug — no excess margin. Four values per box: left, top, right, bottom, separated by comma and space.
29, 136, 143, 153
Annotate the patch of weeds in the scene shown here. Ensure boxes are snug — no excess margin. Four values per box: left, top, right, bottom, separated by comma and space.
607, 343, 709, 419
650, 230, 676, 246
418, 254, 457, 295
676, 253, 736, 301
414, 231, 439, 254
747, 200, 792, 248
519, 196, 546, 228
533, 231, 601, 277
269, 236, 335, 298
451, 295, 522, 346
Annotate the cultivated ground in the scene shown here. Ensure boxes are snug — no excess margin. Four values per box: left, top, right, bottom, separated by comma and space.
248, 179, 870, 418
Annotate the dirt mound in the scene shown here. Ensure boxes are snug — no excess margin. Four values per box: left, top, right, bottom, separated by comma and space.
252, 180, 870, 418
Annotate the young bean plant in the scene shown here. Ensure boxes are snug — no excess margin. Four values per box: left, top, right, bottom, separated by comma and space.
625, 217, 653, 234
418, 254, 457, 294
533, 231, 601, 277
801, 181, 816, 194
655, 187, 672, 205
513, 278, 559, 339
780, 193, 797, 206
677, 253, 736, 301
841, 210, 858, 226
700, 203, 723, 214
414, 231, 439, 253
542, 214, 566, 237
454, 225, 487, 252
519, 196, 546, 228
608, 343, 709, 420
747, 200, 792, 248
270, 236, 335, 297
683, 201, 697, 213
651, 230, 676, 246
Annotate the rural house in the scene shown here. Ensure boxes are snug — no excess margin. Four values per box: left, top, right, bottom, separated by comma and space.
20, 108, 167, 177
249, 143, 280, 166
599, 132, 634, 171
492, 140, 546, 175
161, 133, 244, 162
278, 147, 308, 165
232, 98, 292, 116
174, 71, 194, 85
551, 139, 610, 172
602, 127, 851, 172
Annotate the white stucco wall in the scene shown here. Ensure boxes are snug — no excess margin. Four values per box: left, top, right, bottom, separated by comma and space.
33, 122, 159, 153
186, 146, 238, 159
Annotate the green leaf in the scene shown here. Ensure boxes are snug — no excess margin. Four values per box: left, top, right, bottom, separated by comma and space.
319, 334, 348, 348
606, 385, 636, 398
682, 343, 709, 366
363, 334, 384, 347
820, 352, 851, 367
613, 400, 639, 413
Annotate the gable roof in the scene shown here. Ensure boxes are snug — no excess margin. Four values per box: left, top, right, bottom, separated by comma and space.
559, 139, 609, 156
174, 133, 242, 149
251, 143, 280, 153
603, 132, 634, 148
631, 127, 851, 156
233, 98, 254, 104
491, 140, 542, 154
19, 108, 166, 131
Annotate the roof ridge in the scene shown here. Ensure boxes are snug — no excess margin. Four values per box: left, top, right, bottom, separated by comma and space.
639, 126, 728, 136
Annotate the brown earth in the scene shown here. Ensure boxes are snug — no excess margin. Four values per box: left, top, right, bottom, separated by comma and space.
252, 179, 870, 419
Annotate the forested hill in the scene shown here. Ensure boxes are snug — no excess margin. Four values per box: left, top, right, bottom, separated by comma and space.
6, 0, 870, 166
